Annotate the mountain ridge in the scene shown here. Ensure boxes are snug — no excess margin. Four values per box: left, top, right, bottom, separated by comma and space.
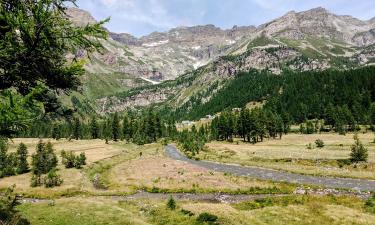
65, 7, 375, 116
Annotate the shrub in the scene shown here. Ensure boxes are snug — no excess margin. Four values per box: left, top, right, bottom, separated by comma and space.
0, 186, 30, 225
315, 139, 324, 148
196, 212, 218, 224
364, 193, 375, 213
166, 196, 176, 210
61, 150, 86, 169
350, 134, 368, 163
31, 141, 58, 175
43, 169, 63, 188
180, 209, 194, 216
306, 143, 314, 150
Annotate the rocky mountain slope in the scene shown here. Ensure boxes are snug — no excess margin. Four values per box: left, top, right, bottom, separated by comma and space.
67, 7, 375, 116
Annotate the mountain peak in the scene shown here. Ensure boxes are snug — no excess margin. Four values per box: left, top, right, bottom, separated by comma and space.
66, 7, 97, 26
305, 7, 329, 14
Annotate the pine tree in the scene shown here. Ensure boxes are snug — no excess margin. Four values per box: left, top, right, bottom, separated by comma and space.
16, 143, 29, 174
102, 119, 111, 144
166, 196, 176, 210
0, 139, 8, 176
122, 114, 130, 142
350, 134, 368, 163
112, 112, 120, 142
52, 125, 61, 140
90, 116, 99, 139
73, 118, 81, 140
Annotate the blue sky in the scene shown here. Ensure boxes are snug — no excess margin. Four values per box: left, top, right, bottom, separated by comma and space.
75, 0, 375, 37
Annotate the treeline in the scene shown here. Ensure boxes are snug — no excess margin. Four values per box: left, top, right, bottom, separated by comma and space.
20, 110, 178, 145
177, 66, 375, 130
211, 108, 286, 143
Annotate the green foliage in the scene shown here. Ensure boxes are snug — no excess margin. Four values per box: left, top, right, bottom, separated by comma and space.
315, 139, 325, 148
196, 212, 218, 224
178, 126, 207, 157
166, 196, 176, 210
31, 141, 58, 175
73, 118, 81, 140
364, 193, 375, 213
0, 139, 28, 178
61, 150, 86, 169
16, 143, 29, 174
211, 108, 285, 144
0, 186, 30, 225
90, 116, 99, 139
0, 0, 109, 137
350, 134, 368, 163
176, 67, 375, 133
112, 112, 120, 141
43, 169, 63, 188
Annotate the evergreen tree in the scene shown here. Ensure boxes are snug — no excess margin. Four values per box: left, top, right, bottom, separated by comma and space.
73, 118, 81, 140
350, 134, 368, 163
112, 112, 120, 141
52, 125, 61, 140
16, 143, 29, 174
122, 114, 130, 142
0, 140, 7, 177
0, 0, 108, 137
90, 116, 99, 139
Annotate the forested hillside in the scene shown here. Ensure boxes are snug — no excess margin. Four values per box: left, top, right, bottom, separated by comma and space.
175, 66, 375, 126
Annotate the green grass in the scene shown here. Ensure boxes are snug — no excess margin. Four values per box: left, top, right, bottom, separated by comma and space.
17, 195, 375, 225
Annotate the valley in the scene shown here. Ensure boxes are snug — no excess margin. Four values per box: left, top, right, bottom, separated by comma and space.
1, 2, 375, 225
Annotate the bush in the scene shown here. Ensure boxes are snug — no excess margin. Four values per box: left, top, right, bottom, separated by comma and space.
364, 193, 375, 213
306, 143, 314, 150
61, 150, 86, 169
350, 134, 368, 163
31, 141, 58, 175
315, 139, 325, 148
43, 169, 63, 188
196, 212, 218, 224
166, 196, 176, 210
0, 186, 30, 225
30, 170, 63, 188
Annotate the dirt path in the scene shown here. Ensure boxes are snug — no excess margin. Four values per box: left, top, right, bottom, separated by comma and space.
115, 192, 288, 203
165, 145, 375, 191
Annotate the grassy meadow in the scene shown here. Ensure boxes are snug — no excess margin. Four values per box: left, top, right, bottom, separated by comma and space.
197, 133, 375, 180
1, 137, 374, 224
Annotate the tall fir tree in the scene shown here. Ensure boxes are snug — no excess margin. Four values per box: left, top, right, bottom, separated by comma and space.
112, 112, 120, 142
16, 143, 29, 174
73, 118, 81, 140
90, 116, 99, 139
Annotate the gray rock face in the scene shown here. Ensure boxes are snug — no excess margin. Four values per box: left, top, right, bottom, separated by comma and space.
259, 7, 375, 46
109, 24, 256, 80
66, 8, 97, 26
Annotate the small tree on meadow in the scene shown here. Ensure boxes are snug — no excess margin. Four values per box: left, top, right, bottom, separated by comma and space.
73, 118, 81, 140
16, 143, 29, 174
350, 134, 368, 163
315, 139, 325, 148
90, 116, 100, 139
112, 112, 120, 142
166, 196, 176, 210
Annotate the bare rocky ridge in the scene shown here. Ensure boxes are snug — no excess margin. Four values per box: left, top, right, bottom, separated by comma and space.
258, 7, 375, 46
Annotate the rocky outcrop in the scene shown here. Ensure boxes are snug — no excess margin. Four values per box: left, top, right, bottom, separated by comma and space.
66, 8, 97, 26
258, 7, 375, 47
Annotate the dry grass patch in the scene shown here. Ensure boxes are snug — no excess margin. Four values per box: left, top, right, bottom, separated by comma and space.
200, 133, 375, 179
111, 156, 278, 193
9, 138, 124, 163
